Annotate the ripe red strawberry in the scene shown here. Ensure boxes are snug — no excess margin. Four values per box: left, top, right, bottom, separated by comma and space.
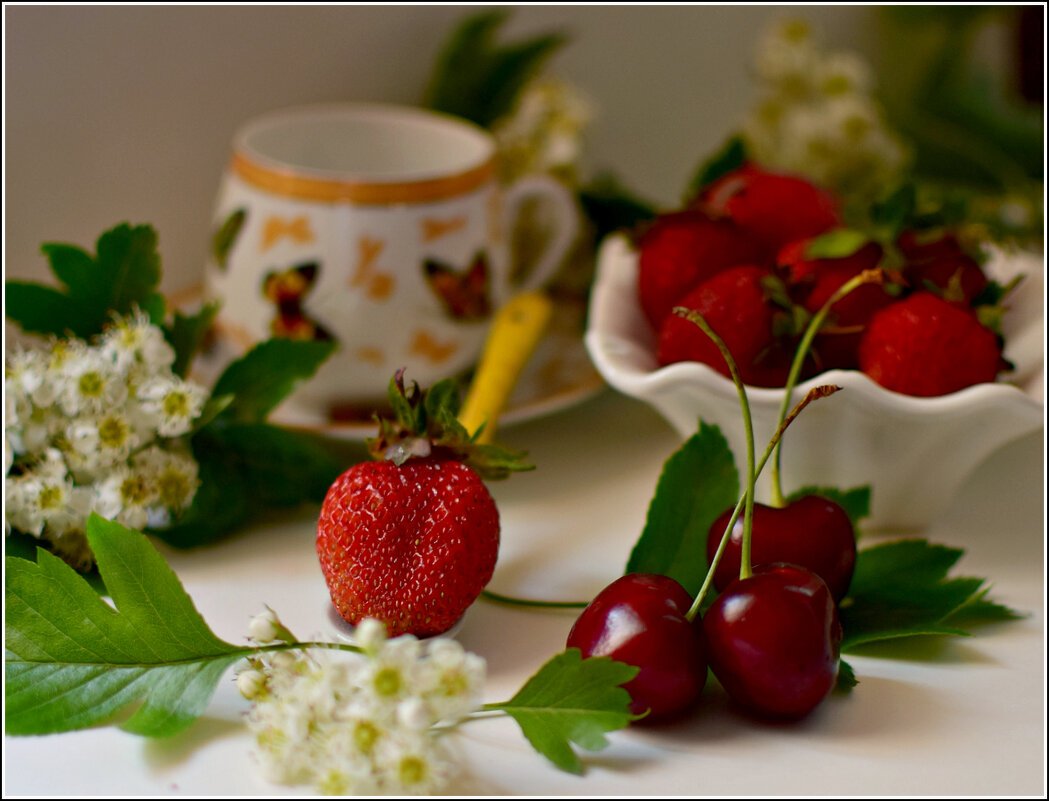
780, 238, 893, 371
858, 292, 1005, 397
694, 163, 841, 254
316, 371, 530, 637
897, 229, 987, 305
658, 264, 794, 387
637, 210, 767, 331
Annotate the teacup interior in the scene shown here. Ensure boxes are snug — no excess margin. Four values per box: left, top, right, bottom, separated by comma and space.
239, 104, 493, 180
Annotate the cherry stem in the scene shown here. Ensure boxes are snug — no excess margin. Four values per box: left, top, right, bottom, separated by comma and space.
480, 589, 588, 609
672, 306, 757, 584
769, 267, 883, 506
684, 384, 840, 622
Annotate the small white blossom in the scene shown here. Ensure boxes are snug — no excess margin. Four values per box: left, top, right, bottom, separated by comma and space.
492, 76, 594, 184
135, 375, 207, 437
99, 308, 176, 376
93, 463, 156, 531
57, 348, 126, 417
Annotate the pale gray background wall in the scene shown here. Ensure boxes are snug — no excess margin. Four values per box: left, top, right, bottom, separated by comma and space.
4, 5, 878, 294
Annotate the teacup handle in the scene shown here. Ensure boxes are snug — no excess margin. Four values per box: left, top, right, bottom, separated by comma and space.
501, 174, 580, 293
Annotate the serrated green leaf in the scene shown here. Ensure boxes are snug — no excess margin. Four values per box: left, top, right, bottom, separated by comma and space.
941, 587, 1024, 628
94, 224, 162, 311
165, 301, 220, 378
6, 223, 164, 339
626, 421, 738, 596
5, 515, 244, 737
686, 136, 748, 200
484, 649, 638, 775
41, 242, 98, 300
840, 539, 1009, 651
785, 485, 871, 528
802, 229, 871, 260
211, 338, 336, 422
4, 280, 101, 337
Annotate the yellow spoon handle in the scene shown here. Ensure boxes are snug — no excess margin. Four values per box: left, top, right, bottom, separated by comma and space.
459, 291, 554, 444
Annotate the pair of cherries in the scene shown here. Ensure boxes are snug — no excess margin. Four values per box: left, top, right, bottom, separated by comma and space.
566, 494, 855, 721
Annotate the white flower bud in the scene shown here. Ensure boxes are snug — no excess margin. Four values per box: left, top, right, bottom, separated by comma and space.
249, 608, 282, 643
236, 669, 267, 700
354, 618, 387, 653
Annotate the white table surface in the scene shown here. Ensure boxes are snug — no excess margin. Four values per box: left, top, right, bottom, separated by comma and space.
3, 389, 1045, 796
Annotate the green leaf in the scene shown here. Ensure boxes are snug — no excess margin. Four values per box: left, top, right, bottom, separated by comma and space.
203, 423, 343, 507
153, 422, 344, 549
802, 229, 871, 260
685, 135, 748, 200
5, 223, 164, 339
5, 515, 244, 737
151, 442, 251, 549
785, 485, 871, 528
211, 338, 336, 422
164, 301, 220, 378
4, 280, 101, 338
870, 183, 917, 237
577, 173, 657, 242
484, 648, 638, 775
423, 10, 567, 128
839, 539, 1015, 651
941, 587, 1024, 628
835, 659, 858, 692
626, 422, 739, 596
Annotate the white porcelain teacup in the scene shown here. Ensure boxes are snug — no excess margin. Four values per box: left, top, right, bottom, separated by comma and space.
203, 103, 579, 415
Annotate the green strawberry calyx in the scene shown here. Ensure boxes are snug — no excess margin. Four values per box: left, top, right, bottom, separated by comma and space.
367, 369, 534, 481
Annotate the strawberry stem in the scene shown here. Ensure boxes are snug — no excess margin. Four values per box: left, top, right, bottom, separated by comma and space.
685, 385, 840, 622
672, 306, 756, 582
770, 268, 883, 506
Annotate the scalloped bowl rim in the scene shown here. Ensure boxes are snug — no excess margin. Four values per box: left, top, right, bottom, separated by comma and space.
586, 233, 1044, 424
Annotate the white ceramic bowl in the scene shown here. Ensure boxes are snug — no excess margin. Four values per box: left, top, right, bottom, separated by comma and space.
585, 234, 1045, 531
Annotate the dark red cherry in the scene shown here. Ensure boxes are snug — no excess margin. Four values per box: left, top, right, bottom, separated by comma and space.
567, 573, 707, 721
702, 563, 842, 719
706, 495, 856, 601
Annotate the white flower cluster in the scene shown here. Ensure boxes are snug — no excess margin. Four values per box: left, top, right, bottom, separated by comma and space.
240, 613, 485, 796
5, 310, 205, 567
742, 18, 909, 198
492, 76, 594, 185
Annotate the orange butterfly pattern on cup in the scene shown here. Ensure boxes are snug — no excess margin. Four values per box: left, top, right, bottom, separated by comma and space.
261, 262, 334, 342
350, 236, 395, 301
410, 330, 459, 363
422, 215, 467, 242
261, 215, 315, 251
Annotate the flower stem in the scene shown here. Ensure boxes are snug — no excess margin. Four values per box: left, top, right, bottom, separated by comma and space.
770, 268, 883, 505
